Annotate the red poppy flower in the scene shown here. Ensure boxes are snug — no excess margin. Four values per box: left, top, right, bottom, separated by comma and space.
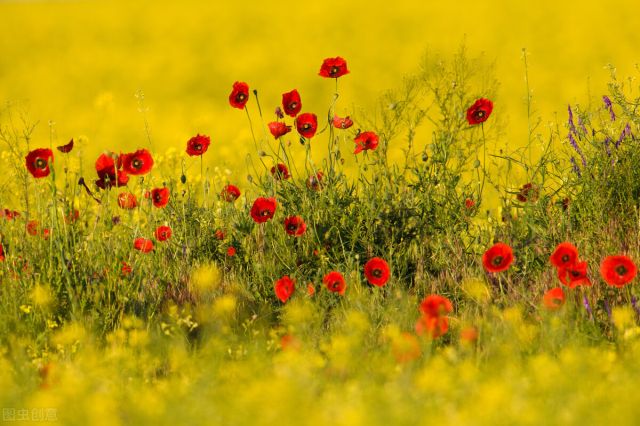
121, 149, 154, 175
415, 315, 449, 339
229, 81, 250, 109
25, 148, 53, 178
550, 242, 579, 270
65, 209, 80, 224
226, 246, 236, 257
466, 98, 494, 125
270, 163, 291, 180
221, 184, 241, 202
268, 122, 292, 139
482, 242, 514, 273
282, 89, 302, 117
600, 255, 637, 287
117, 192, 138, 210
96, 172, 129, 189
25, 221, 49, 239
319, 57, 350, 78
95, 152, 118, 178
460, 327, 479, 344
274, 275, 295, 303
323, 271, 346, 295
557, 260, 591, 288
307, 283, 316, 297
121, 262, 132, 276
155, 225, 172, 241
284, 216, 307, 236
295, 113, 318, 139
214, 229, 225, 240
133, 238, 154, 253
250, 197, 277, 223
542, 287, 566, 310
307, 171, 324, 191
332, 115, 354, 129
57, 138, 74, 153
354, 131, 379, 154
26, 220, 39, 236
364, 257, 390, 287
419, 295, 453, 318
186, 134, 211, 156
280, 334, 301, 351
151, 187, 170, 208
1, 209, 20, 220
516, 183, 539, 203
0, 243, 5, 262
95, 153, 129, 189
465, 198, 476, 209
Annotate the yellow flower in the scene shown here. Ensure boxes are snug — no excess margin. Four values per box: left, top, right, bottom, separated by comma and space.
31, 284, 53, 308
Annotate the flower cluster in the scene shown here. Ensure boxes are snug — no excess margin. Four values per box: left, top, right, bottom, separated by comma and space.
415, 295, 453, 339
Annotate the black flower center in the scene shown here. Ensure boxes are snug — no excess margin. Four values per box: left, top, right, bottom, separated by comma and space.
372, 269, 382, 278
194, 143, 202, 151
561, 254, 570, 263
474, 110, 486, 119
154, 193, 162, 202
261, 210, 271, 217
571, 270, 581, 278
492, 256, 503, 266
287, 223, 298, 231
303, 123, 311, 130
616, 265, 628, 276
35, 158, 47, 169
132, 158, 142, 169
237, 93, 246, 102
330, 66, 340, 76
289, 102, 297, 110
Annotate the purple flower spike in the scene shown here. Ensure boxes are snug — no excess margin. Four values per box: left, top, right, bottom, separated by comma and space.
603, 96, 616, 121
604, 299, 612, 321
616, 123, 633, 149
583, 295, 593, 318
569, 133, 587, 167
571, 157, 581, 177
577, 116, 588, 136
631, 295, 640, 317
568, 105, 577, 134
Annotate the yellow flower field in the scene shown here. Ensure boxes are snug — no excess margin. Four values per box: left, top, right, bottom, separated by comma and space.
1, 0, 637, 166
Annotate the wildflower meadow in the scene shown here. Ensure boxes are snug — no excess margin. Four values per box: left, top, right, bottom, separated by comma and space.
2, 1, 640, 425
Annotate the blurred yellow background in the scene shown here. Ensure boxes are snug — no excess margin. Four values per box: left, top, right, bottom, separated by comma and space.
0, 0, 638, 178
